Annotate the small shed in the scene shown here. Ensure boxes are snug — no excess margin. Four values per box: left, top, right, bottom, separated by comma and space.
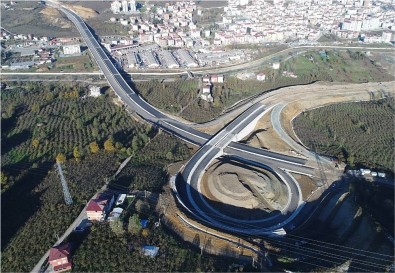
140, 219, 149, 228
142, 246, 159, 257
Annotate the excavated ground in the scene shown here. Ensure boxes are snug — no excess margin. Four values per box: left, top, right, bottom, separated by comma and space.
200, 158, 288, 220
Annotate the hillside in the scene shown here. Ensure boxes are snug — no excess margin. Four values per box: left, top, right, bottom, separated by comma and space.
293, 97, 395, 172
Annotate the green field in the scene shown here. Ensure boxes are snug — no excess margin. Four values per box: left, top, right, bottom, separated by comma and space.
293, 97, 395, 172
52, 53, 97, 72
282, 50, 394, 83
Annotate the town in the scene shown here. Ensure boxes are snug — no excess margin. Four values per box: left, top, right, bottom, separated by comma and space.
2, 0, 394, 73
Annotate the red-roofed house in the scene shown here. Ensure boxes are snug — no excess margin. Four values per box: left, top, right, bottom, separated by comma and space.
48, 243, 72, 272
86, 193, 115, 221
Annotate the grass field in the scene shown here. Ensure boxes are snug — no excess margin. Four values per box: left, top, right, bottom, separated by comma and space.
293, 97, 395, 172
282, 50, 394, 83
52, 53, 97, 72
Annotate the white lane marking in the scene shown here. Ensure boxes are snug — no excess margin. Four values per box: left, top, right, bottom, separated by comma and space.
161, 121, 207, 141
228, 146, 314, 170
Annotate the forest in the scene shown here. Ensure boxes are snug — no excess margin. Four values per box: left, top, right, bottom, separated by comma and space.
1, 81, 194, 272
293, 97, 394, 172
70, 221, 249, 272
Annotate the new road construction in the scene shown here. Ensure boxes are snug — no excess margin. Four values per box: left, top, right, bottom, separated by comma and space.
48, 0, 317, 236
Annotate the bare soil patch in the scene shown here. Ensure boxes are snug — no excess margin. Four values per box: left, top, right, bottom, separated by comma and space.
243, 110, 291, 153
291, 174, 318, 200
200, 159, 288, 219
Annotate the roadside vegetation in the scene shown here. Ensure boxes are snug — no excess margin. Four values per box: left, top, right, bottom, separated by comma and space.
293, 97, 394, 172
1, 81, 193, 272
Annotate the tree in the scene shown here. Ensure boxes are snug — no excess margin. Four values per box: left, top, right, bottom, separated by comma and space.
166, 151, 173, 161
132, 136, 143, 152
109, 218, 124, 236
31, 103, 41, 113
1, 172, 8, 188
56, 153, 66, 163
73, 147, 81, 162
135, 200, 150, 215
32, 139, 39, 148
128, 214, 141, 235
89, 142, 100, 154
104, 138, 115, 152
142, 229, 149, 237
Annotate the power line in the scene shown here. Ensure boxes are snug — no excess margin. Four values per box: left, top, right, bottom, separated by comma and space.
262, 235, 389, 271
170, 202, 394, 267
56, 162, 73, 205
263, 238, 372, 272
286, 233, 395, 258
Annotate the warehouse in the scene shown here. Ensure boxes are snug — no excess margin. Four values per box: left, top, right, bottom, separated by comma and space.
161, 51, 179, 68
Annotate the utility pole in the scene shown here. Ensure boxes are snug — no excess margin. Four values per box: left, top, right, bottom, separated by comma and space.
56, 161, 73, 205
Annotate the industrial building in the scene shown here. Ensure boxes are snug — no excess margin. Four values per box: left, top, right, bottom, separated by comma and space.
62, 44, 81, 55
174, 49, 198, 68
141, 51, 160, 68
160, 50, 179, 68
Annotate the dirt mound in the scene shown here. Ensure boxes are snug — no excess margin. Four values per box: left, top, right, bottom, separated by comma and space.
203, 159, 288, 214
67, 5, 99, 19
39, 7, 72, 29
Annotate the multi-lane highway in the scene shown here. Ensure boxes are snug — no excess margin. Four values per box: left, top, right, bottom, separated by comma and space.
51, 1, 315, 236
176, 103, 306, 235
56, 4, 312, 171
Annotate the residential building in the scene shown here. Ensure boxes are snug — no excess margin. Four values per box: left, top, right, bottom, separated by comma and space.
48, 243, 72, 273
111, 0, 122, 13
86, 193, 115, 221
257, 73, 266, 81
89, 86, 101, 97
201, 84, 213, 102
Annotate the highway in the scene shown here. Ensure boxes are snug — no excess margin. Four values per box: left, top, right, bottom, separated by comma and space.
55, 4, 312, 173
42, 2, 320, 236
26, 2, 392, 272
176, 103, 306, 235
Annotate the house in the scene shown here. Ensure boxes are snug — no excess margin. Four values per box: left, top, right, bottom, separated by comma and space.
86, 193, 115, 221
208, 74, 224, 83
48, 243, 72, 272
202, 76, 210, 83
202, 84, 211, 94
89, 86, 101, 97
360, 169, 371, 176
273, 62, 280, 69
257, 73, 266, 81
